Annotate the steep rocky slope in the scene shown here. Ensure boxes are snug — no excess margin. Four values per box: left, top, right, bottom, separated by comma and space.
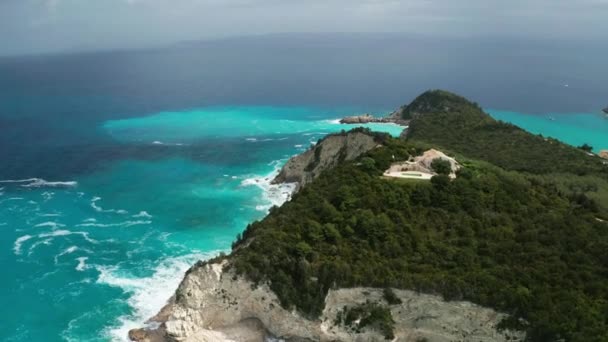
130, 261, 523, 342
272, 129, 385, 190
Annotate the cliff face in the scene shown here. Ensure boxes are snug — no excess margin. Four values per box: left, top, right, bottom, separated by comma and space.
272, 130, 382, 189
130, 260, 524, 342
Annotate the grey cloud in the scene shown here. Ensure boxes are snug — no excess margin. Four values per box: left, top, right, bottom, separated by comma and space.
1, 0, 607, 55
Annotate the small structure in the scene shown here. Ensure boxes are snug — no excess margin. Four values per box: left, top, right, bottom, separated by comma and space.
383, 149, 460, 180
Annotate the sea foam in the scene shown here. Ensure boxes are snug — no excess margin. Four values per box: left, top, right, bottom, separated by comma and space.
98, 251, 222, 342
0, 178, 77, 188
241, 159, 297, 212
14, 235, 33, 255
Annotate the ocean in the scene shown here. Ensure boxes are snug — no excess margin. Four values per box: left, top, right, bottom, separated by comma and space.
1, 33, 607, 341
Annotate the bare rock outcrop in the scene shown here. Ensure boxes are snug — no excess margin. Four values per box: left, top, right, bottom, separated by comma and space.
385, 149, 460, 179
272, 131, 381, 189
130, 260, 524, 342
599, 150, 608, 159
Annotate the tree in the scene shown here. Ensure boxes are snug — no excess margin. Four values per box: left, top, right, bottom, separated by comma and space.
578, 143, 593, 152
431, 158, 452, 175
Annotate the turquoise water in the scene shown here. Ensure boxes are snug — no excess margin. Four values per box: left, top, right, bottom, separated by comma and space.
488, 110, 608, 152
0, 106, 403, 342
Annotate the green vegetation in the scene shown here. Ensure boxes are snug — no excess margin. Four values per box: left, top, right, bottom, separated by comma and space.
382, 288, 402, 305
229, 90, 608, 341
401, 89, 484, 120
430, 158, 452, 175
578, 143, 593, 152
336, 301, 395, 339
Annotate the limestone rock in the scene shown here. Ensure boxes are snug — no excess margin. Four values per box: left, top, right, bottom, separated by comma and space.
130, 260, 524, 342
272, 131, 381, 189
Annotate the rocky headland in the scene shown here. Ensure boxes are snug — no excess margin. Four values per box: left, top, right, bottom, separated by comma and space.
129, 128, 525, 342
129, 90, 608, 342
602, 107, 608, 114
272, 129, 386, 190
339, 109, 409, 126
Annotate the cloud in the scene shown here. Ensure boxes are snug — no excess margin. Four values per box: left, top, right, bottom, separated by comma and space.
1, 0, 607, 55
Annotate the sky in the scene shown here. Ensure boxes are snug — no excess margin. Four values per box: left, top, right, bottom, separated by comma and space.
1, 0, 607, 56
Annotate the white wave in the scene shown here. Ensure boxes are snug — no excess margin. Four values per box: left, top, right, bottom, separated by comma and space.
38, 213, 62, 217
98, 252, 221, 342
91, 197, 129, 215
42, 191, 54, 201
54, 246, 79, 264
14, 235, 33, 255
83, 218, 97, 223
77, 220, 151, 228
245, 138, 257, 142
241, 160, 297, 213
151, 141, 185, 146
28, 238, 53, 256
294, 144, 303, 148
35, 221, 65, 228
0, 178, 78, 188
326, 118, 342, 124
39, 229, 99, 244
132, 211, 152, 219
76, 257, 89, 271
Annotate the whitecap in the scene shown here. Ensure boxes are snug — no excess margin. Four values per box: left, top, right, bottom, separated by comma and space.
14, 235, 33, 255
0, 178, 78, 188
28, 238, 53, 256
54, 246, 79, 264
98, 251, 222, 342
152, 141, 163, 145
38, 213, 62, 217
35, 221, 66, 228
132, 211, 152, 219
77, 220, 151, 228
245, 138, 257, 142
39, 230, 98, 244
42, 191, 54, 201
91, 197, 129, 215
76, 257, 89, 271
241, 159, 297, 213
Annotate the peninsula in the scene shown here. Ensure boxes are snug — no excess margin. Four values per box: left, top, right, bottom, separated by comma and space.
130, 90, 608, 342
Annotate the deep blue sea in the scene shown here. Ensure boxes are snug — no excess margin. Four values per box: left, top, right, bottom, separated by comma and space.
1, 34, 607, 341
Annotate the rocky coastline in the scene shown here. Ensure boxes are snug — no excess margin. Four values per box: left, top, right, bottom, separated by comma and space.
339, 108, 410, 126
128, 128, 525, 342
603, 107, 608, 114
129, 260, 524, 342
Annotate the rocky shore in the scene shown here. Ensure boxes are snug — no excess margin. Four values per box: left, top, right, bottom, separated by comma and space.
603, 107, 608, 114
339, 109, 410, 126
129, 260, 524, 342
272, 130, 383, 190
